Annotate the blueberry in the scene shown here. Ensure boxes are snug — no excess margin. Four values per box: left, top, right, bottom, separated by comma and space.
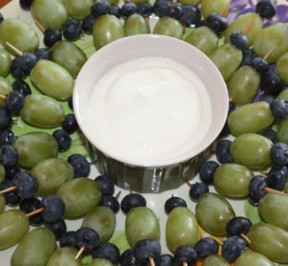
230, 32, 248, 50
63, 19, 82, 41
52, 129, 72, 152
271, 98, 288, 119
240, 48, 256, 67
195, 237, 219, 259
91, 1, 111, 17
158, 254, 174, 266
20, 197, 44, 226
34, 48, 51, 60
92, 242, 121, 265
12, 79, 32, 97
121, 193, 146, 214
260, 71, 284, 96
255, 0, 277, 19
133, 238, 161, 264
136, 2, 153, 17
19, 0, 33, 10
67, 153, 90, 178
41, 194, 65, 223
4, 165, 21, 180
99, 194, 120, 213
10, 57, 29, 79
174, 245, 198, 265
248, 175, 267, 199
6, 90, 25, 113
252, 56, 269, 73
164, 195, 187, 214
0, 12, 3, 23
13, 172, 38, 199
18, 52, 37, 72
44, 219, 67, 240
44, 29, 62, 48
76, 227, 100, 251
226, 216, 252, 236
270, 142, 288, 166
82, 14, 96, 35
179, 4, 201, 26
153, 0, 170, 17
0, 180, 21, 206
94, 175, 115, 195
109, 4, 121, 17
258, 93, 274, 104
222, 235, 246, 261
266, 167, 288, 190
120, 2, 137, 17
166, 2, 183, 20
189, 182, 209, 202
216, 139, 234, 164
121, 248, 143, 266
60, 231, 79, 249
261, 128, 278, 144
199, 160, 219, 185
0, 107, 12, 130
0, 144, 18, 167
205, 13, 229, 33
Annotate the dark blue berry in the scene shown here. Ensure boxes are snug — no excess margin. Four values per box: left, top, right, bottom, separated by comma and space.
261, 128, 278, 144
52, 129, 72, 152
158, 254, 174, 266
255, 0, 277, 19
248, 175, 267, 199
258, 93, 274, 104
20, 197, 44, 226
230, 32, 248, 50
76, 227, 100, 250
41, 194, 65, 223
91, 1, 111, 17
60, 231, 79, 249
216, 139, 233, 164
164, 195, 187, 214
222, 236, 246, 262
67, 153, 90, 178
205, 13, 229, 33
19, 0, 33, 10
121, 2, 138, 17
266, 167, 288, 190
34, 48, 51, 60
270, 142, 288, 166
10, 57, 29, 79
174, 245, 198, 265
92, 242, 121, 265
18, 52, 37, 72
0, 107, 12, 130
6, 90, 25, 113
120, 193, 146, 213
252, 57, 269, 73
0, 12, 3, 23
136, 2, 153, 17
99, 194, 120, 213
109, 4, 121, 17
63, 19, 82, 41
153, 0, 170, 17
179, 4, 201, 26
94, 175, 115, 195
4, 165, 21, 181
166, 2, 182, 20
226, 216, 252, 236
121, 248, 143, 266
189, 182, 209, 202
44, 219, 67, 240
199, 160, 219, 185
13, 172, 38, 199
12, 79, 31, 97
195, 237, 219, 259
240, 48, 256, 67
0, 144, 18, 167
82, 14, 96, 34
0, 180, 21, 206
134, 238, 161, 264
260, 71, 284, 96
271, 98, 288, 119
44, 29, 62, 47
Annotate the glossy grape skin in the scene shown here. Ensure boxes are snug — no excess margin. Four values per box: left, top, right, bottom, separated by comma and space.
0, 18, 39, 53
57, 177, 102, 219
213, 163, 254, 198
277, 118, 288, 144
183, 26, 218, 56
11, 227, 56, 266
31, 158, 73, 196
0, 209, 29, 250
224, 13, 263, 47
202, 255, 230, 266
13, 132, 58, 169
209, 43, 243, 82
275, 52, 288, 84
0, 48, 11, 77
0, 194, 5, 214
31, 0, 68, 30
89, 258, 114, 266
247, 223, 288, 263
50, 41, 87, 78
179, 0, 200, 5
166, 206, 198, 253
258, 193, 288, 231
277, 88, 288, 101
0, 77, 12, 106
227, 101, 275, 136
201, 0, 230, 18
253, 23, 288, 64
235, 250, 274, 266
196, 192, 235, 236
228, 66, 260, 105
230, 133, 273, 171
82, 206, 116, 242
30, 59, 74, 101
62, 0, 94, 20
124, 14, 150, 36
47, 247, 81, 266
20, 94, 65, 128
125, 206, 160, 247
93, 15, 125, 50
153, 17, 183, 39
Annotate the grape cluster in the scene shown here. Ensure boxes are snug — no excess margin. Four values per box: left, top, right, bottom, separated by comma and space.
0, 0, 288, 265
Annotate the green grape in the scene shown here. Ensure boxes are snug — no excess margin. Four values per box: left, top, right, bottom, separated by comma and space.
178, 0, 200, 6
82, 206, 116, 242
227, 101, 275, 136
31, 158, 73, 196
277, 88, 288, 101
129, 0, 149, 4
0, 164, 4, 181
47, 247, 81, 266
209, 43, 243, 82
11, 227, 56, 266
20, 94, 65, 128
107, 0, 119, 5
93, 15, 125, 50
183, 26, 219, 56
201, 0, 230, 18
196, 192, 235, 236
0, 18, 39, 53
253, 22, 288, 64
0, 195, 5, 214
124, 14, 150, 36
50, 40, 87, 78
228, 66, 260, 105
277, 118, 288, 144
62, 0, 94, 19
166, 207, 198, 253
275, 52, 288, 84
230, 133, 273, 171
0, 77, 12, 106
224, 13, 263, 47
258, 193, 288, 231
247, 223, 288, 264
31, 0, 68, 30
213, 163, 254, 198
0, 209, 29, 250
125, 206, 160, 247
13, 132, 58, 169
0, 48, 11, 77
30, 59, 74, 101
89, 258, 114, 266
235, 250, 274, 266
153, 17, 183, 39
202, 255, 230, 266
57, 177, 102, 218
285, 182, 288, 194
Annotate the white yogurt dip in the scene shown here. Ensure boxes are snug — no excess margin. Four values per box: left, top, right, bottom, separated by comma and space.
87, 56, 212, 166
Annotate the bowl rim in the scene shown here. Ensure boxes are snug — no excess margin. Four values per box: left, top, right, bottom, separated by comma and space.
73, 34, 229, 168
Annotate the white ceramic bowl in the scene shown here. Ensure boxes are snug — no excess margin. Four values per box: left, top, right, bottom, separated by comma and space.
73, 34, 228, 193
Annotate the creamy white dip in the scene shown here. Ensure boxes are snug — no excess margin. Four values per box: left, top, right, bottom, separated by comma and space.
87, 57, 212, 165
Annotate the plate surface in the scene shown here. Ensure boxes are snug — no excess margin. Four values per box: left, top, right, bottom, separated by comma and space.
0, 1, 287, 265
